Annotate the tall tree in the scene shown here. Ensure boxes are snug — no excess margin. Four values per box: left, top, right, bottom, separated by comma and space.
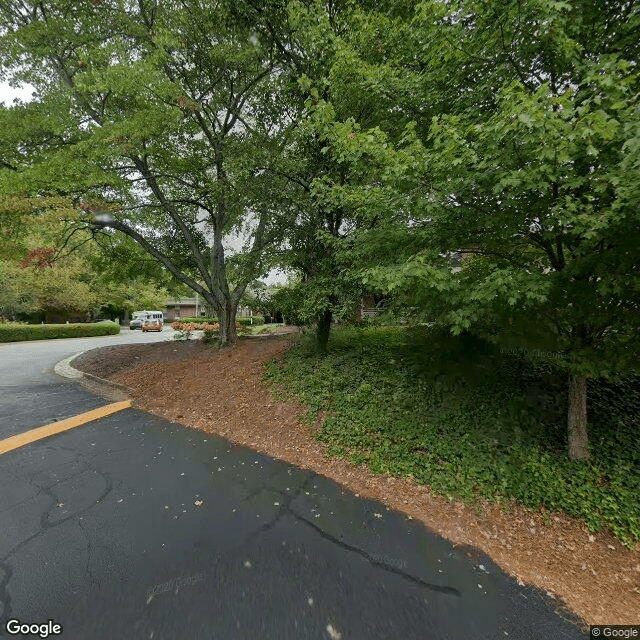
0, 197, 170, 322
254, 0, 639, 457
362, 0, 640, 459
249, 0, 420, 352
0, 0, 292, 345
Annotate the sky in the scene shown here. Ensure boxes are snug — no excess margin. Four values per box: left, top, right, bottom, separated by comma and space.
0, 81, 288, 285
0, 80, 34, 106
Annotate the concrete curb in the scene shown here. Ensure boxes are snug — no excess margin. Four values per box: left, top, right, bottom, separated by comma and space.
54, 352, 85, 379
54, 350, 134, 400
53, 331, 296, 395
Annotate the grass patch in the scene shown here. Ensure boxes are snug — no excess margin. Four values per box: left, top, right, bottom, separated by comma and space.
264, 326, 640, 547
0, 321, 121, 342
249, 323, 285, 335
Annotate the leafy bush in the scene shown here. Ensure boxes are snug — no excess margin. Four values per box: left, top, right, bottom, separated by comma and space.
254, 326, 271, 335
0, 321, 120, 342
237, 315, 264, 326
265, 326, 640, 548
171, 320, 248, 340
201, 323, 221, 343
172, 321, 217, 340
249, 323, 287, 335
171, 322, 199, 331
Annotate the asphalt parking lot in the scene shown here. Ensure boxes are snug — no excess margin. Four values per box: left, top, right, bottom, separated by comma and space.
0, 330, 586, 639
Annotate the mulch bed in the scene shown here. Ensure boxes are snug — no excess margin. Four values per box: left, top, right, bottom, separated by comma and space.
74, 337, 640, 628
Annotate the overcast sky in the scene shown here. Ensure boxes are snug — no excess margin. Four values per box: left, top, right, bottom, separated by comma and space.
0, 80, 288, 284
0, 80, 34, 106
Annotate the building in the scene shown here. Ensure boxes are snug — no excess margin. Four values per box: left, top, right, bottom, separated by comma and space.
355, 294, 387, 321
165, 298, 208, 321
165, 297, 255, 321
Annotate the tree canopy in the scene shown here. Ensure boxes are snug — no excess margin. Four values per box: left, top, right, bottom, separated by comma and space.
1, 0, 638, 459
0, 0, 297, 343
263, 0, 640, 457
0, 196, 170, 321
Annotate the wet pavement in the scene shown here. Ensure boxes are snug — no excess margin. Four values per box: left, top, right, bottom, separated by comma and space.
0, 328, 173, 439
0, 334, 587, 639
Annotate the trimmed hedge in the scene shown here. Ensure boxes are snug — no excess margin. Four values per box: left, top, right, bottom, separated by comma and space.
181, 315, 265, 326
0, 321, 120, 342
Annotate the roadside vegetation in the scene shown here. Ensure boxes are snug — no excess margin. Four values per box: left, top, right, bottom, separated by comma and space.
171, 319, 287, 342
1, 0, 637, 525
0, 199, 173, 325
0, 320, 120, 342
266, 326, 640, 548
249, 323, 287, 335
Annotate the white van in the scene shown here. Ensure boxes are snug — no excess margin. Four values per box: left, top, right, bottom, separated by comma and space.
130, 310, 165, 330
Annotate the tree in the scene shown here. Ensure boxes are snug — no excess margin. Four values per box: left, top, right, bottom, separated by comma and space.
0, 198, 170, 322
253, 0, 421, 353
361, 0, 640, 460
0, 252, 95, 322
256, 0, 639, 457
0, 0, 293, 345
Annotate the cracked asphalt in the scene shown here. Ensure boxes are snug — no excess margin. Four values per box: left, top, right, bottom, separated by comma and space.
0, 333, 587, 639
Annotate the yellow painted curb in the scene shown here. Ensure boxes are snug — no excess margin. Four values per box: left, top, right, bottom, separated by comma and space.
0, 400, 132, 456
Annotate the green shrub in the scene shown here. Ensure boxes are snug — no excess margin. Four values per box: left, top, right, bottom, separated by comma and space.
265, 326, 640, 548
237, 315, 264, 326
0, 321, 120, 342
254, 326, 271, 335
249, 324, 285, 335
172, 320, 250, 340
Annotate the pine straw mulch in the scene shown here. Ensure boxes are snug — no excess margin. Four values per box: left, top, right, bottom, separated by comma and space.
75, 336, 640, 627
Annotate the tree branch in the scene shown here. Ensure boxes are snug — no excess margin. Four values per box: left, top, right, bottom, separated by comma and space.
129, 155, 213, 287
90, 217, 212, 301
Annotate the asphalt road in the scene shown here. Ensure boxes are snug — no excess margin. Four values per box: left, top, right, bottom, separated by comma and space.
0, 328, 174, 439
0, 331, 587, 639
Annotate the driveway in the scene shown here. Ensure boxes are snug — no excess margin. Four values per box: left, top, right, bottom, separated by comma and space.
0, 328, 173, 439
0, 331, 587, 639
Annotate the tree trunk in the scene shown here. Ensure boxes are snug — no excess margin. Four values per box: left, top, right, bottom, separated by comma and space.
316, 308, 332, 354
219, 301, 238, 347
567, 374, 589, 461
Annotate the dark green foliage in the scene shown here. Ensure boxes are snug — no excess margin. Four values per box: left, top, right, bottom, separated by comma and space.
265, 327, 640, 547
0, 321, 120, 342
0, 0, 292, 346
268, 285, 306, 327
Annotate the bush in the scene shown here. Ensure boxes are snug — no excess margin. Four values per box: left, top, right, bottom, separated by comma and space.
265, 326, 640, 548
171, 321, 215, 340
254, 326, 271, 335
236, 322, 251, 335
171, 320, 248, 340
0, 321, 120, 342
